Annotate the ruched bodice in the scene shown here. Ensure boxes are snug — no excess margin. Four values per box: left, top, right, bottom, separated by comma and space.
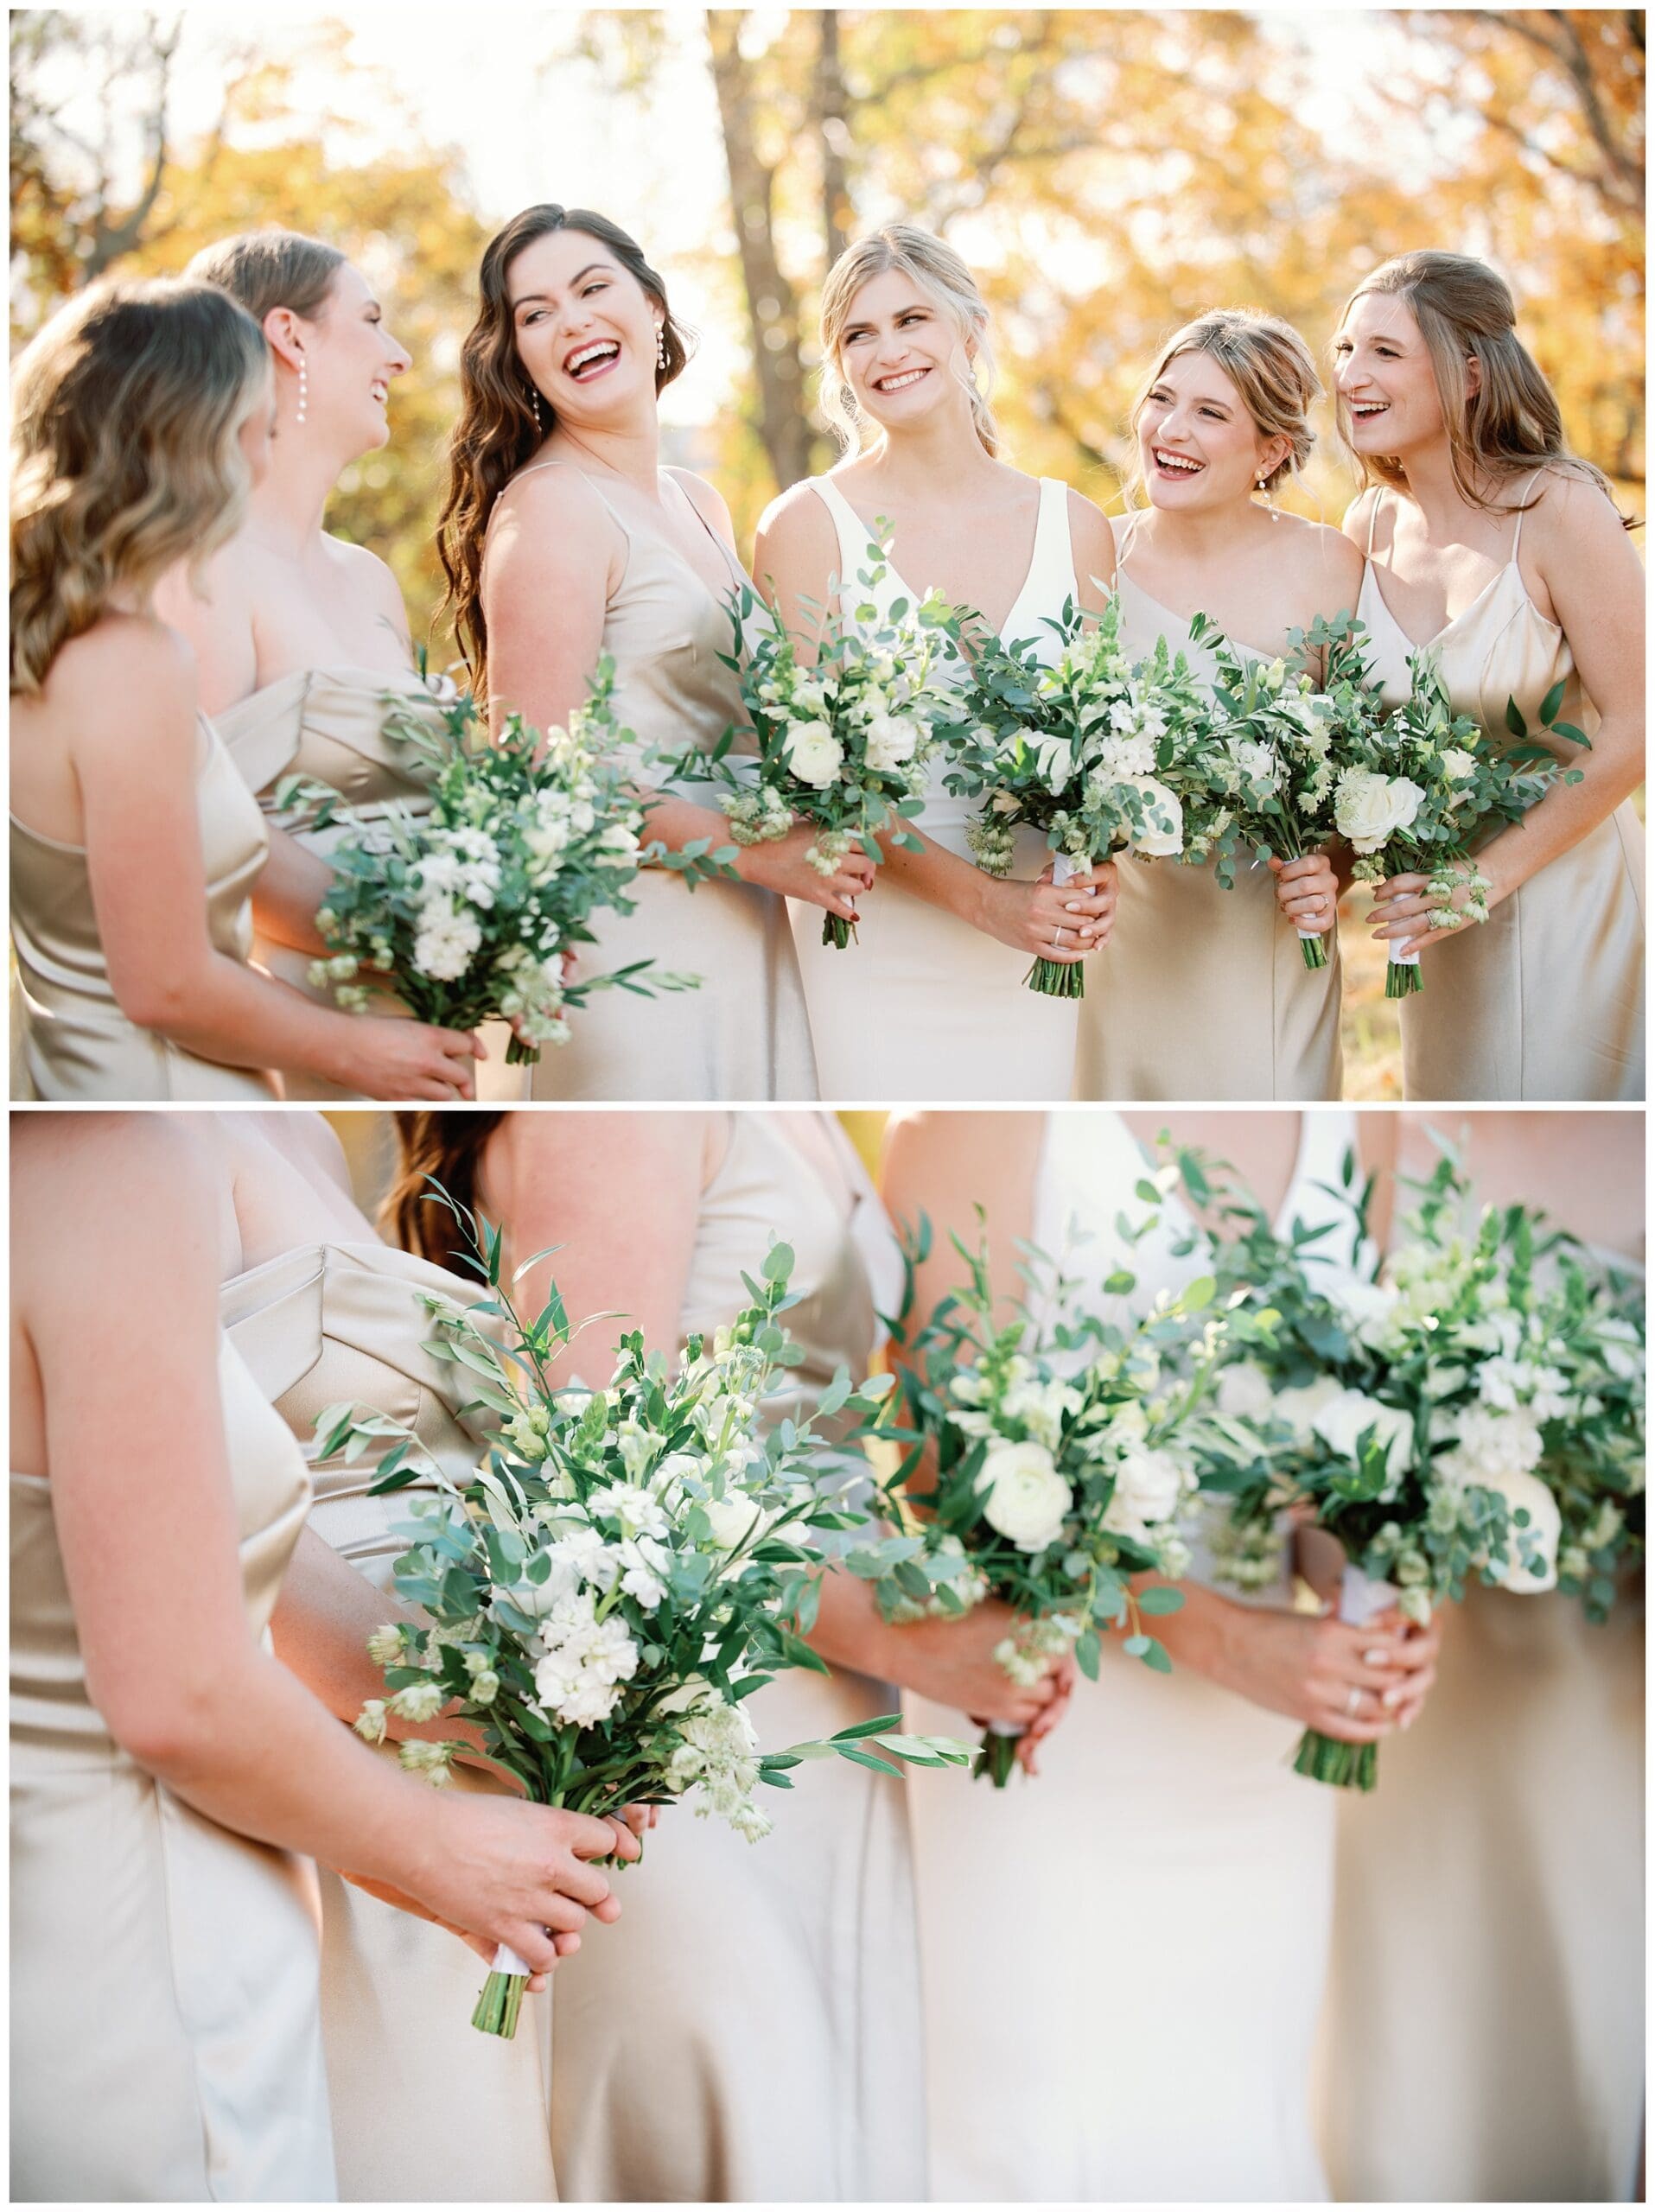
1354, 480, 1643, 1099
10, 715, 277, 1102
10, 1337, 334, 2200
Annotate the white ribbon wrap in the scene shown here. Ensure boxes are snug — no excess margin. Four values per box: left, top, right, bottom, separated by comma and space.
1386, 890, 1421, 967
491, 1942, 532, 1977
1052, 850, 1092, 890
984, 1719, 1025, 1739
1337, 1562, 1400, 1629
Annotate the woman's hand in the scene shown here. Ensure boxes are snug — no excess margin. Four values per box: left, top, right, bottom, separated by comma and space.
330, 1016, 483, 1101
880, 1598, 1072, 1729
1015, 1650, 1079, 1777
973, 861, 1117, 963
1268, 851, 1340, 938
1206, 1602, 1437, 1744
735, 824, 875, 920
1369, 869, 1489, 960
336, 1871, 577, 1988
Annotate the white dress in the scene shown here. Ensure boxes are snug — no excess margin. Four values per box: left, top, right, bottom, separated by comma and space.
793, 476, 1086, 1101
905, 1108, 1367, 2202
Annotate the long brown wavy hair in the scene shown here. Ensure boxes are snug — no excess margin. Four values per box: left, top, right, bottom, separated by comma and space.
436, 204, 693, 694
385, 1111, 506, 1265
10, 278, 270, 692
1335, 251, 1633, 527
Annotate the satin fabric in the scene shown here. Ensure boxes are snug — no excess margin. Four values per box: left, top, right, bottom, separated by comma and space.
1074, 556, 1345, 1102
550, 1115, 926, 2202
217, 664, 451, 1103
220, 1242, 559, 2204
505, 466, 817, 1103
1355, 484, 1645, 1100
10, 1337, 335, 2202
793, 475, 1085, 1099
10, 715, 277, 1101
906, 1110, 1365, 2202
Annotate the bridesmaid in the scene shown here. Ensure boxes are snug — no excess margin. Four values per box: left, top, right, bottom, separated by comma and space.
389, 1109, 1072, 2201
437, 203, 843, 1102
160, 229, 469, 1102
1322, 1109, 1645, 2202
9, 277, 480, 1103
10, 1113, 633, 2202
754, 223, 1119, 1099
882, 1108, 1440, 2202
1073, 309, 1356, 1102
1334, 250, 1645, 1100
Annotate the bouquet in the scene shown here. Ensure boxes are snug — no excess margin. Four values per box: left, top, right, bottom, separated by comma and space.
1186, 1142, 1581, 1789
883, 1213, 1233, 1784
1318, 643, 1587, 999
320, 1193, 967, 2035
675, 535, 962, 948
283, 659, 716, 1063
941, 594, 1211, 997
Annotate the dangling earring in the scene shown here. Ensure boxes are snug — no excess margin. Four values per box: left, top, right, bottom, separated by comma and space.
528, 385, 543, 431
655, 322, 667, 372
296, 355, 308, 427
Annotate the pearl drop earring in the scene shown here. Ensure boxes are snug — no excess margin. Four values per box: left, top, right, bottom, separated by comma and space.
529, 385, 543, 431
656, 322, 667, 372
296, 355, 308, 427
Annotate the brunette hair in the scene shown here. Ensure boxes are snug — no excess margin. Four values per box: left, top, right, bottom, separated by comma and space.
1126, 308, 1320, 504
1335, 251, 1630, 524
384, 1112, 506, 1264
436, 204, 692, 690
10, 277, 270, 692
818, 224, 1001, 459
186, 227, 346, 325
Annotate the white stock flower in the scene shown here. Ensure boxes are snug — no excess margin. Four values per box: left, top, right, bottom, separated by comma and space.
1334, 768, 1425, 853
1436, 1403, 1545, 1488
980, 1439, 1073, 1553
411, 895, 482, 982
786, 719, 844, 788
1330, 1278, 1404, 1349
1102, 1442, 1188, 1541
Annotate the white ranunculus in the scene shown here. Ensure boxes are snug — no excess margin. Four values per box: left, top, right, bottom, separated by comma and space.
1333, 767, 1426, 854
786, 719, 844, 788
1123, 774, 1184, 856
864, 712, 920, 772
1309, 1387, 1415, 1483
1216, 1359, 1276, 1421
1102, 1443, 1188, 1541
1273, 1373, 1345, 1438
1479, 1465, 1561, 1592
980, 1439, 1073, 1554
1439, 747, 1479, 782
699, 1491, 767, 1552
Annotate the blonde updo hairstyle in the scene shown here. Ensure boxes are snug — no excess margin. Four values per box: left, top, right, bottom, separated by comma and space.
1335, 250, 1628, 523
818, 224, 1001, 458
10, 276, 271, 694
1127, 308, 1320, 507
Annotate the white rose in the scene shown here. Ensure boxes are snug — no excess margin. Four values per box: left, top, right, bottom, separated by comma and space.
1102, 1443, 1188, 1541
786, 719, 843, 788
700, 1491, 767, 1552
1333, 767, 1425, 854
1309, 1387, 1415, 1483
1123, 774, 1184, 857
1274, 1373, 1345, 1438
1479, 1466, 1561, 1592
1216, 1359, 1276, 1421
980, 1439, 1073, 1554
864, 712, 920, 772
1439, 747, 1479, 782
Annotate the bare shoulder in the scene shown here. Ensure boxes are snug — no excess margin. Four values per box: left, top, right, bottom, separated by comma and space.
14, 1113, 215, 1306
1340, 484, 1383, 547
1063, 484, 1117, 592
1518, 463, 1633, 557
881, 1109, 1034, 1210
1288, 512, 1365, 597
49, 613, 196, 726
326, 532, 407, 608
274, 1108, 354, 1194
486, 462, 623, 585
663, 466, 735, 545
755, 475, 836, 551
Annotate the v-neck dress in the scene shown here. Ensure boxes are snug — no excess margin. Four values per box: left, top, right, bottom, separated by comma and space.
798, 474, 1088, 1100
1354, 480, 1643, 1100
501, 465, 817, 1103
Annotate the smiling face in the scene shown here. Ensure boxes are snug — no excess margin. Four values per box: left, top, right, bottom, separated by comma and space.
1136, 350, 1291, 512
837, 267, 973, 438
294, 261, 411, 456
506, 226, 663, 426
1333, 291, 1449, 459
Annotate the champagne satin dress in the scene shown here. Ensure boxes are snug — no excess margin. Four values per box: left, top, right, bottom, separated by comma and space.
502, 465, 816, 1103
1321, 1239, 1645, 2202
905, 1110, 1366, 2202
1355, 479, 1645, 1100
795, 475, 1086, 1099
549, 1115, 926, 2202
218, 665, 449, 1103
1074, 524, 1344, 1101
221, 1241, 559, 2205
11, 1335, 335, 2202
10, 715, 277, 1101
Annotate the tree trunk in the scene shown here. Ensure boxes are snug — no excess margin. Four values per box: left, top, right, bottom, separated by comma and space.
815, 10, 852, 267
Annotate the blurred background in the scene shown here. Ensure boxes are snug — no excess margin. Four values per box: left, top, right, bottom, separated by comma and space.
12, 7, 1644, 1096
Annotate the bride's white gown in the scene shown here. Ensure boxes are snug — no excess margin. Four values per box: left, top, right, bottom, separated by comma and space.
904, 1108, 1367, 2202
792, 476, 1088, 1100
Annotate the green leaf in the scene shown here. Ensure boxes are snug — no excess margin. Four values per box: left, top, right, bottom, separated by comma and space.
1136, 1585, 1184, 1615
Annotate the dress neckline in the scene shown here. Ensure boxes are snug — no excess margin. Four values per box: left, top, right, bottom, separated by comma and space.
514, 460, 748, 624
1113, 569, 1272, 664
214, 663, 436, 721
1358, 556, 1562, 655
812, 473, 1062, 645
1129, 1109, 1316, 1247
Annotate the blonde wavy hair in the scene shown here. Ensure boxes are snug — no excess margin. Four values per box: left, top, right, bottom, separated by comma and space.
10, 278, 271, 693
1334, 250, 1628, 524
818, 225, 1001, 459
187, 226, 346, 326
1126, 308, 1320, 505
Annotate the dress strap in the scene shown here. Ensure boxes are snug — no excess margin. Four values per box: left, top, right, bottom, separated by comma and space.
1114, 505, 1147, 579
1509, 468, 1545, 562
1364, 487, 1387, 560
809, 474, 881, 584
1026, 478, 1079, 607
493, 459, 632, 543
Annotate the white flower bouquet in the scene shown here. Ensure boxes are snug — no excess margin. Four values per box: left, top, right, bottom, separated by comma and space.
884, 1215, 1232, 1784
320, 1192, 966, 2035
941, 596, 1211, 997
285, 659, 708, 1063
674, 537, 961, 948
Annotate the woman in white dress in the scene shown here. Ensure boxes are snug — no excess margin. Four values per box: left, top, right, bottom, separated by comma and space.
10, 1113, 631, 2202
1322, 1109, 1645, 2202
1073, 312, 1357, 1101
882, 1108, 1442, 2202
754, 225, 1119, 1100
438, 204, 850, 1103
1334, 251, 1644, 1101
10, 278, 480, 1103
160, 230, 490, 1102
389, 1109, 1073, 2202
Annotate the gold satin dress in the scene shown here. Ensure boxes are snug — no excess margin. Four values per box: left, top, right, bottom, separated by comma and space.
506, 466, 818, 1103
1355, 485, 1644, 1100
10, 715, 277, 1101
221, 1241, 559, 2205
1073, 569, 1344, 1102
549, 1115, 925, 2202
217, 664, 449, 1103
10, 1336, 335, 2202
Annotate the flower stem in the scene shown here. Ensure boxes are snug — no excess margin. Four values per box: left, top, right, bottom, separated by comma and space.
1384, 960, 1423, 1000
503, 1034, 544, 1066
1298, 935, 1329, 972
1293, 1726, 1378, 1790
471, 1964, 527, 2037
822, 912, 856, 950
974, 1724, 1023, 1788
1024, 956, 1085, 999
